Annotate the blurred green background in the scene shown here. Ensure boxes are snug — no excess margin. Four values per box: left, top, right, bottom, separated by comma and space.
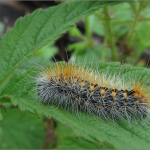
0, 1, 150, 149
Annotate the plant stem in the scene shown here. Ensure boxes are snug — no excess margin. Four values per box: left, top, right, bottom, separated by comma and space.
85, 17, 92, 42
104, 7, 117, 61
101, 32, 107, 63
127, 2, 143, 49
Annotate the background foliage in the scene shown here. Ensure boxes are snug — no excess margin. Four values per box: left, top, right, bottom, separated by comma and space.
0, 1, 150, 149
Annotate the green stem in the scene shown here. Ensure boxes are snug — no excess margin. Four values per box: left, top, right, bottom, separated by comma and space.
85, 17, 91, 42
104, 7, 117, 61
101, 32, 107, 63
127, 2, 143, 49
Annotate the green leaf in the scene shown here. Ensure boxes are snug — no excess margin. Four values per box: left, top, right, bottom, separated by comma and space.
19, 43, 58, 70
0, 107, 45, 149
1, 62, 150, 149
69, 27, 84, 38
0, 1, 122, 91
67, 42, 88, 54
55, 122, 113, 149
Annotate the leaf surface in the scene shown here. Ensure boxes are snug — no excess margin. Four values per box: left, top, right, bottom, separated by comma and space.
0, 107, 45, 149
1, 62, 150, 149
55, 122, 113, 149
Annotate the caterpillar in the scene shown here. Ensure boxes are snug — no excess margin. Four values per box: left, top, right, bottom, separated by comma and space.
36, 62, 150, 124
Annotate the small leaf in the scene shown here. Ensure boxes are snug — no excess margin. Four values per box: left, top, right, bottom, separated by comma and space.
67, 42, 88, 54
69, 27, 83, 38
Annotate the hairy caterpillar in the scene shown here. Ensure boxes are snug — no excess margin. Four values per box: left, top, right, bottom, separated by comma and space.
2, 40, 149, 124
36, 62, 150, 124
